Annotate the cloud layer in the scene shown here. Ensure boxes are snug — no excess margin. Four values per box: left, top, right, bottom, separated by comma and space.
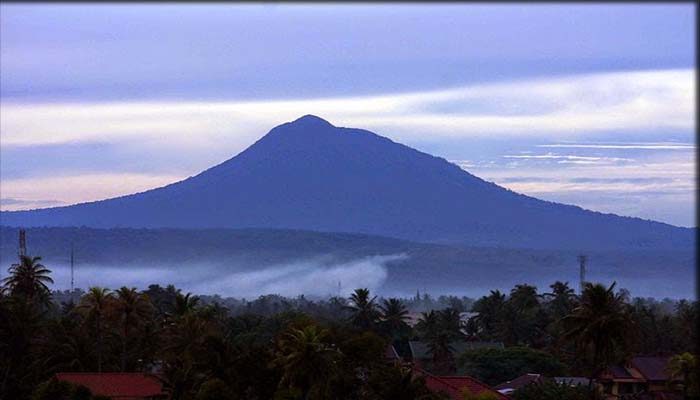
1, 69, 693, 147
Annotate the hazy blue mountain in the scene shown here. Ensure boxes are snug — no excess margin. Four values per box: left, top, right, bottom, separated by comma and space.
1, 115, 693, 250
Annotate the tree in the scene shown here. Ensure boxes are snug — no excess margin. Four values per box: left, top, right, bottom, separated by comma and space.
273, 325, 341, 400
77, 287, 114, 373
367, 365, 443, 400
417, 309, 463, 374
171, 292, 200, 318
496, 285, 545, 347
379, 298, 410, 340
470, 291, 506, 340
346, 288, 380, 330
461, 388, 500, 400
113, 287, 153, 371
458, 347, 567, 386
544, 282, 577, 321
562, 282, 634, 391
2, 255, 53, 307
667, 353, 698, 400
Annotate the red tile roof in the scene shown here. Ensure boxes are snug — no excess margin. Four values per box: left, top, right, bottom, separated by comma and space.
414, 367, 508, 400
55, 373, 166, 399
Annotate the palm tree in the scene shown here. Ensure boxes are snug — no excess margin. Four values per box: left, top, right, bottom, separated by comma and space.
438, 308, 463, 337
667, 352, 697, 400
2, 255, 53, 306
346, 288, 380, 330
171, 292, 200, 319
114, 287, 153, 371
415, 310, 439, 332
545, 281, 577, 321
562, 282, 633, 393
379, 298, 410, 339
470, 290, 506, 340
509, 284, 540, 311
415, 310, 461, 374
368, 364, 439, 399
77, 287, 114, 372
273, 325, 340, 400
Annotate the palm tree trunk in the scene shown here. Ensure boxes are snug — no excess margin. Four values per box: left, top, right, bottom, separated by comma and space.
588, 350, 598, 400
97, 316, 103, 373
121, 322, 128, 371
1, 360, 12, 398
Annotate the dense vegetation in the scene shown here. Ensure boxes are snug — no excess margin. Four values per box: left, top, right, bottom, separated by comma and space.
0, 255, 697, 399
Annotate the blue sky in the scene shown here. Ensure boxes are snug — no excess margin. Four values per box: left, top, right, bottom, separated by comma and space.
0, 4, 696, 226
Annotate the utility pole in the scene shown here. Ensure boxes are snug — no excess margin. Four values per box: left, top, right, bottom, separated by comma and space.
578, 254, 587, 294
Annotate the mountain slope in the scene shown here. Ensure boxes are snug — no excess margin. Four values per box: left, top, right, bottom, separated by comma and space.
1, 115, 693, 249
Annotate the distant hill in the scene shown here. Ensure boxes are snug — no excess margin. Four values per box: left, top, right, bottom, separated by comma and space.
0, 227, 693, 299
0, 115, 693, 250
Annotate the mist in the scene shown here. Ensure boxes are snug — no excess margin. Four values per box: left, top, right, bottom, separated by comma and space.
43, 254, 407, 298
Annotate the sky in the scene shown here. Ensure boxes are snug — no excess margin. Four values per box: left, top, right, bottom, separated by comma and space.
0, 3, 696, 227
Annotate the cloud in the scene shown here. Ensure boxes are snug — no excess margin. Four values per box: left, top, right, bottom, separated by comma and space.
538, 143, 694, 150
459, 148, 695, 227
502, 153, 633, 163
0, 198, 66, 208
0, 69, 694, 148
0, 173, 185, 210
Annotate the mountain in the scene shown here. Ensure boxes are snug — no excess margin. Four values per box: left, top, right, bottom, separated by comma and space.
0, 115, 693, 250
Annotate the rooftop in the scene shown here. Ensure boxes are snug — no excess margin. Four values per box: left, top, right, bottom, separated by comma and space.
55, 373, 167, 399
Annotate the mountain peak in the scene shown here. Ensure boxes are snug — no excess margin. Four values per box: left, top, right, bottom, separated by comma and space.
289, 114, 334, 128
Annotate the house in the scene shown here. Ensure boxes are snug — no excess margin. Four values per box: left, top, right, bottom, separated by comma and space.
554, 376, 591, 387
494, 373, 544, 396
55, 373, 168, 400
414, 367, 509, 400
597, 356, 683, 400
384, 343, 401, 363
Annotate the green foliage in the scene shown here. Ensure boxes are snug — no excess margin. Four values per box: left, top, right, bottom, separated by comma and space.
31, 378, 94, 400
667, 352, 700, 399
346, 288, 381, 330
461, 387, 500, 400
458, 347, 567, 386
511, 380, 603, 400
2, 254, 697, 400
196, 378, 234, 400
562, 282, 634, 379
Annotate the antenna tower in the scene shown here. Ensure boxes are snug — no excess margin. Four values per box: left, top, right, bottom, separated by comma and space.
70, 244, 75, 295
578, 254, 587, 293
18, 229, 26, 258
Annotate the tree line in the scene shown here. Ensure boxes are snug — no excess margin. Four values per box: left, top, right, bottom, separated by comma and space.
1, 255, 697, 399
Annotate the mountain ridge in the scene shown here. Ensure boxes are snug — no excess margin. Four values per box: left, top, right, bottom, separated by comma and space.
1, 115, 693, 250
